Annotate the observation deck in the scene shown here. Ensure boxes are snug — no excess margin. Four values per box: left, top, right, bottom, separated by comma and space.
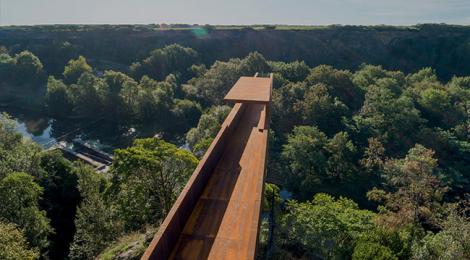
143, 74, 272, 260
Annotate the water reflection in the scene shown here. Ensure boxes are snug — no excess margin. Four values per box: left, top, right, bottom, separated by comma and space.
1, 108, 178, 154
15, 118, 54, 147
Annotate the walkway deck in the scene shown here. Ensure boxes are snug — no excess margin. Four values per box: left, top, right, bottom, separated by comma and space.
143, 75, 272, 260
170, 103, 267, 259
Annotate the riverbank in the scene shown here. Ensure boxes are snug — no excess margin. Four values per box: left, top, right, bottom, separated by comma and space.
1, 107, 184, 154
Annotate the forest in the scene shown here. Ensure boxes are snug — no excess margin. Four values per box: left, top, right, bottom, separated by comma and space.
0, 25, 469, 260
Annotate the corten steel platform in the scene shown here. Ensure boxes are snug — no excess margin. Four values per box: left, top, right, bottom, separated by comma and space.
142, 74, 272, 260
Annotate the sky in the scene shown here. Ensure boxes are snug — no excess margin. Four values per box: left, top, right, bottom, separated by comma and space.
1, 0, 470, 26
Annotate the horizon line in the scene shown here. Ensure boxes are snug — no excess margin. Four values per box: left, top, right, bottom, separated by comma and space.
0, 22, 468, 27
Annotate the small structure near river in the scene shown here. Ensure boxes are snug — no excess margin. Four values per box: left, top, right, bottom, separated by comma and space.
50, 139, 113, 173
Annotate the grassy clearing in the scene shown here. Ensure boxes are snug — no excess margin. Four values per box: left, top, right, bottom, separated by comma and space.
97, 226, 158, 260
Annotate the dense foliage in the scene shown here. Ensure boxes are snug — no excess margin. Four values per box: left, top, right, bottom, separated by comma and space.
0, 114, 197, 259
110, 138, 198, 230
0, 31, 469, 259
278, 194, 375, 259
0, 222, 39, 260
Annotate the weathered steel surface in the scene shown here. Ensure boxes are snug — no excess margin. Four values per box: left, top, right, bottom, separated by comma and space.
169, 104, 268, 259
142, 103, 247, 259
142, 75, 272, 260
224, 76, 272, 104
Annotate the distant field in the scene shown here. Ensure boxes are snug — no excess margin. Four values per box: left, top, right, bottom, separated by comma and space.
0, 24, 431, 32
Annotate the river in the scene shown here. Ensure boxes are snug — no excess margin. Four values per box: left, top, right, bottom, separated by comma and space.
1, 107, 181, 154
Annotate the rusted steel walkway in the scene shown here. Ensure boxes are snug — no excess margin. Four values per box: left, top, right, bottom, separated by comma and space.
143, 75, 272, 260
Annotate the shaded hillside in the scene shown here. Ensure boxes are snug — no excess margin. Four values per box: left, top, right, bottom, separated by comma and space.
1, 24, 470, 80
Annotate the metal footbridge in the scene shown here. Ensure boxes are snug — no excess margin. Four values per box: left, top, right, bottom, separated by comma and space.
142, 74, 272, 259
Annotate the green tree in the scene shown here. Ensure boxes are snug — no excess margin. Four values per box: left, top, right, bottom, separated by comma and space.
282, 126, 328, 199
39, 150, 80, 259
353, 241, 397, 260
360, 137, 386, 174
0, 221, 39, 260
69, 165, 118, 260
354, 86, 425, 153
0, 172, 52, 252
270, 60, 310, 82
186, 105, 231, 151
262, 183, 281, 212
103, 70, 135, 117
63, 56, 92, 84
301, 83, 349, 134
415, 127, 470, 195
353, 64, 405, 91
130, 44, 198, 81
325, 131, 357, 181
70, 72, 105, 117
282, 125, 375, 202
111, 138, 198, 230
0, 53, 15, 83
0, 113, 42, 179
102, 70, 135, 118
271, 81, 306, 133
406, 67, 439, 85
191, 137, 213, 159
103, 70, 132, 94
417, 87, 459, 128
279, 194, 375, 259
449, 75, 470, 89
185, 52, 270, 105
45, 76, 73, 117
0, 112, 22, 150
418, 88, 451, 115
13, 51, 44, 85
136, 76, 176, 123
171, 99, 202, 131
368, 144, 447, 229
307, 65, 364, 110
411, 209, 470, 260
353, 227, 412, 260
119, 76, 140, 114
259, 183, 281, 258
